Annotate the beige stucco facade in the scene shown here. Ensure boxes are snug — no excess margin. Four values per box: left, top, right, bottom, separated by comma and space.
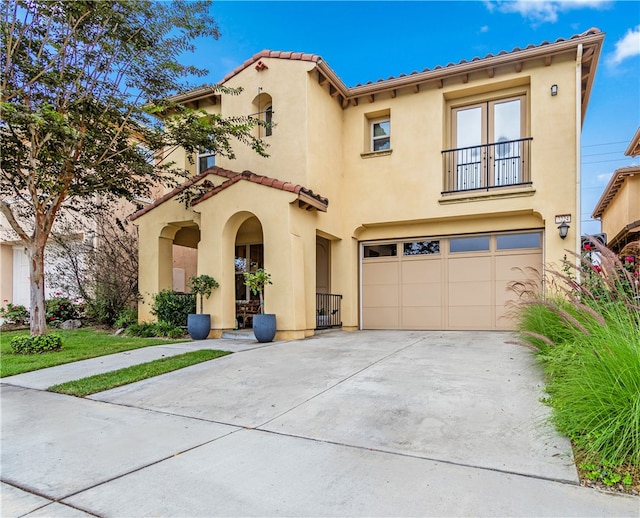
133, 30, 604, 339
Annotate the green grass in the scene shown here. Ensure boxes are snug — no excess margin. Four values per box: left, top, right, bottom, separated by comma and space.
0, 328, 187, 377
48, 349, 230, 397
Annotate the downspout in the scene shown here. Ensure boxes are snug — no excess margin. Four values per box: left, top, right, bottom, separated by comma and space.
575, 43, 583, 263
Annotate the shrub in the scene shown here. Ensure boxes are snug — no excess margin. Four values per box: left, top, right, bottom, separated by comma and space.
11, 334, 64, 354
125, 322, 185, 339
46, 295, 81, 327
0, 301, 29, 325
515, 239, 640, 468
151, 290, 195, 328
114, 307, 138, 329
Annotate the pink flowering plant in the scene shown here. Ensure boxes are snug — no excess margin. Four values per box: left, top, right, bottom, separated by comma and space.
45, 294, 81, 327
0, 300, 29, 325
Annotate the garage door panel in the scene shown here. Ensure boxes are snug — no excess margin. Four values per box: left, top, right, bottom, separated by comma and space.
495, 279, 529, 306
362, 261, 398, 284
495, 254, 541, 280
449, 306, 492, 329
402, 283, 441, 307
495, 304, 518, 329
402, 307, 442, 329
401, 259, 441, 279
362, 284, 399, 307
449, 257, 491, 281
362, 307, 399, 329
449, 281, 491, 306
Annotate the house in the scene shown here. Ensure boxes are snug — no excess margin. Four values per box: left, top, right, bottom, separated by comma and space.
131, 29, 604, 339
591, 127, 640, 254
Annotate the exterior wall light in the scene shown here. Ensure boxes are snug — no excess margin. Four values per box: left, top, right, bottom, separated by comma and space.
551, 84, 558, 96
558, 221, 569, 239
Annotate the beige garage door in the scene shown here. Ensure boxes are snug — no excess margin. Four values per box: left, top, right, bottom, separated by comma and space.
361, 232, 542, 331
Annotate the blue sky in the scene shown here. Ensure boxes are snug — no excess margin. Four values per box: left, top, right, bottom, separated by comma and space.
187, 1, 640, 235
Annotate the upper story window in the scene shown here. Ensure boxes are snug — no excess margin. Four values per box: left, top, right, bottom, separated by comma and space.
252, 91, 273, 138
371, 118, 390, 152
263, 103, 273, 137
443, 94, 532, 193
197, 149, 215, 173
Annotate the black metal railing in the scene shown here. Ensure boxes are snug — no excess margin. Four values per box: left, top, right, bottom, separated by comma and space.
441, 137, 532, 193
316, 293, 342, 329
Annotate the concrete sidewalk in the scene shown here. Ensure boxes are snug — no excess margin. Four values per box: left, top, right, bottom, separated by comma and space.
2, 336, 266, 390
2, 331, 638, 517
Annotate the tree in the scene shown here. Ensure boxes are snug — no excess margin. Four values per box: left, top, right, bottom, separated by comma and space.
1, 0, 267, 335
47, 204, 140, 326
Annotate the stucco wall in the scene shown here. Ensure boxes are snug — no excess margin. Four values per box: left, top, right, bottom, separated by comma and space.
601, 175, 640, 240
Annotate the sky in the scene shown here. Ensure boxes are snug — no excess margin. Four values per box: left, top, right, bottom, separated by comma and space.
185, 0, 640, 235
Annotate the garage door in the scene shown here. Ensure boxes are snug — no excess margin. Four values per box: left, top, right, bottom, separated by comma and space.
361, 232, 542, 330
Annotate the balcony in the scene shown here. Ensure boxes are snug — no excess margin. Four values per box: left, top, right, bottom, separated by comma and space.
442, 137, 532, 194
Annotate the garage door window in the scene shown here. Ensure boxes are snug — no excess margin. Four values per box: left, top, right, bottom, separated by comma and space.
364, 244, 397, 258
404, 241, 440, 255
450, 236, 490, 253
496, 233, 540, 250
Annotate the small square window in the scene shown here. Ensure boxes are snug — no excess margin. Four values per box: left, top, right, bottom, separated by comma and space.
197, 150, 215, 173
371, 118, 390, 152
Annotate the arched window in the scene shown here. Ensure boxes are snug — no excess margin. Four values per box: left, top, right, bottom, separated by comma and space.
264, 103, 273, 137
252, 92, 273, 138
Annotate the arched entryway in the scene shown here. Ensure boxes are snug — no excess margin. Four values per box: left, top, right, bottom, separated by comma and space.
233, 216, 264, 328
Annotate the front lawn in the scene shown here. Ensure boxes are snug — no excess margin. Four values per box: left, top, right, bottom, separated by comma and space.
49, 349, 230, 396
0, 328, 187, 377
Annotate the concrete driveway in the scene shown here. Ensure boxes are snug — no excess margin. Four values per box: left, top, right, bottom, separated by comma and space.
2, 331, 637, 517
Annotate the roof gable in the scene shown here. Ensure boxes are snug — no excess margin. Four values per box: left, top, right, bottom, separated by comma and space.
130, 166, 328, 221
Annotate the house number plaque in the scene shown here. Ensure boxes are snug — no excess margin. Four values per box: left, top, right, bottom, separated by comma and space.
555, 214, 572, 224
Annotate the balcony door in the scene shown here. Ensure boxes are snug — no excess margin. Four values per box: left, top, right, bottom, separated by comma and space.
452, 96, 525, 190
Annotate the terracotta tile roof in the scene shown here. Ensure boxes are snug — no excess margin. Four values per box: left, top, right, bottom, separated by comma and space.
171, 28, 603, 120
193, 167, 328, 211
349, 28, 602, 88
129, 170, 211, 221
592, 165, 640, 219
129, 167, 328, 221
220, 50, 322, 84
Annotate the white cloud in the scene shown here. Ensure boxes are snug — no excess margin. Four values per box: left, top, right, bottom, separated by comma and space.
486, 1, 609, 24
480, 25, 490, 33
608, 25, 640, 66
596, 172, 613, 184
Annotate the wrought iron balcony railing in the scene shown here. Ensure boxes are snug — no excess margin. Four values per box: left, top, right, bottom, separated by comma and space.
442, 137, 533, 194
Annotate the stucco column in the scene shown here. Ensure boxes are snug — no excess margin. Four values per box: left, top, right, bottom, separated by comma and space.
138, 234, 174, 322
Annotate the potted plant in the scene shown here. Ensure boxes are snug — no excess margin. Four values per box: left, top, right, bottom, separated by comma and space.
243, 268, 276, 342
187, 274, 219, 340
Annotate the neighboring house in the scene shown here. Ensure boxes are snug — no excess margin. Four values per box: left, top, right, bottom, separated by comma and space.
0, 198, 136, 309
0, 214, 94, 308
131, 29, 604, 339
591, 127, 640, 254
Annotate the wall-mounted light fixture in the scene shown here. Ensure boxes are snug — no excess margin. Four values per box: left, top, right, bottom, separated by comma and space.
558, 221, 569, 239
551, 84, 558, 96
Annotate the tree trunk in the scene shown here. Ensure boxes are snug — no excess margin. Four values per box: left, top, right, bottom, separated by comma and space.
27, 241, 47, 336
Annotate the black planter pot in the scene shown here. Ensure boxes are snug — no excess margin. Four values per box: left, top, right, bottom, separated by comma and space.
252, 313, 276, 343
187, 314, 211, 340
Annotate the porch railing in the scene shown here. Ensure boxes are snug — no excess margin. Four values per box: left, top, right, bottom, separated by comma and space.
441, 137, 532, 193
316, 293, 342, 329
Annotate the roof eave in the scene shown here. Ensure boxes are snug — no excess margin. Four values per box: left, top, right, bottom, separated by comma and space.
625, 127, 640, 157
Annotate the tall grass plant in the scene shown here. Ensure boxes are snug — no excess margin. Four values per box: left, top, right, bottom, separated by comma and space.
515, 239, 640, 470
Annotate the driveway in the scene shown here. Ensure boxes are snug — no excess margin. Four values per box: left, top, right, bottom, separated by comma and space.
1, 331, 637, 517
